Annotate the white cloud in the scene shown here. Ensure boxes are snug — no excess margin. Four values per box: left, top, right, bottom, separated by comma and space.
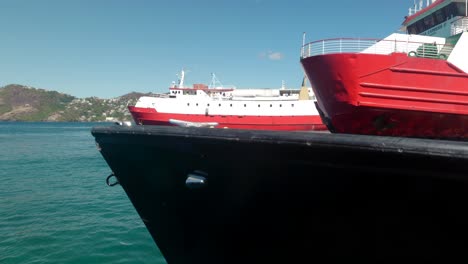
268, 52, 284, 60
259, 51, 284, 61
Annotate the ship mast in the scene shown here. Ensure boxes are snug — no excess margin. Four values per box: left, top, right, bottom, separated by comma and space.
177, 69, 185, 88
209, 73, 223, 89
301, 32, 306, 58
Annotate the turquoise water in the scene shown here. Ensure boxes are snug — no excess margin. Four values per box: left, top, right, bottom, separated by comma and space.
0, 122, 166, 264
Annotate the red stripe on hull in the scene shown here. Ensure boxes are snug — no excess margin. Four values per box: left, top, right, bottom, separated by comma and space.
301, 52, 468, 139
128, 106, 327, 131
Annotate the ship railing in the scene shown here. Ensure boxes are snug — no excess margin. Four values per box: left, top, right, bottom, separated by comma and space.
301, 38, 454, 60
148, 93, 171, 98
451, 17, 468, 35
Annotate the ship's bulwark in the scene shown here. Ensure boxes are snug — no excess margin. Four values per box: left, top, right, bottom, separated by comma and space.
92, 125, 468, 263
301, 52, 468, 138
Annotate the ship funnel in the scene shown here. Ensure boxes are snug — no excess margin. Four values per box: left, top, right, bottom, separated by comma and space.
301, 76, 306, 87
299, 75, 310, 101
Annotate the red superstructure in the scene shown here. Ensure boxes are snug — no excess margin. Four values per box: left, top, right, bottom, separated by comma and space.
300, 0, 468, 139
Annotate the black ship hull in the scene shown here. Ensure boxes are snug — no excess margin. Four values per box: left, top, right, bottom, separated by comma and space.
92, 125, 468, 263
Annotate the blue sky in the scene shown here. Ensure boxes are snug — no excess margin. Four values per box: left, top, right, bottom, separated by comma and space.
0, 0, 412, 98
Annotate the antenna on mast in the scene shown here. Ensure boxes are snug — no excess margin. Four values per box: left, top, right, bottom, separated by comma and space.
209, 73, 224, 89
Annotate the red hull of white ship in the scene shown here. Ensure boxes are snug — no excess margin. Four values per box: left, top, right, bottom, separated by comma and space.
128, 106, 327, 131
301, 52, 468, 139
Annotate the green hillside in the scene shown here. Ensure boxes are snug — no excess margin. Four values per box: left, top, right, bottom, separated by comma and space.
0, 84, 150, 122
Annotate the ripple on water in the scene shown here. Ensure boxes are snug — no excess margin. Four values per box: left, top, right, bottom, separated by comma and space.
0, 122, 165, 264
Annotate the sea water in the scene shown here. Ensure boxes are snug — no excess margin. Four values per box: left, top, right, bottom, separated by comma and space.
0, 122, 166, 264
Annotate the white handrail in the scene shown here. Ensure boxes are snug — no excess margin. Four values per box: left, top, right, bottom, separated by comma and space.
301, 38, 454, 59
451, 17, 468, 35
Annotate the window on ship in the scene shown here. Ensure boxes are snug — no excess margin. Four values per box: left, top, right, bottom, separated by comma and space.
406, 2, 467, 34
